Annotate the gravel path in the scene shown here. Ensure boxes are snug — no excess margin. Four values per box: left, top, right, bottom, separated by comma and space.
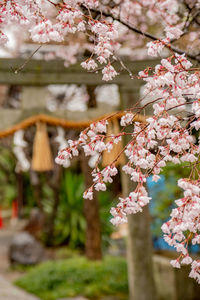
0, 228, 40, 300
0, 275, 39, 300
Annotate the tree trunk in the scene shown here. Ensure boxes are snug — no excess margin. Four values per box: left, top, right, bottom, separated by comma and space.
30, 170, 44, 213
81, 154, 102, 260
16, 172, 24, 218
80, 85, 102, 260
45, 165, 63, 245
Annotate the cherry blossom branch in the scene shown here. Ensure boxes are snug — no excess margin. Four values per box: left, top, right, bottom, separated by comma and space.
82, 5, 200, 63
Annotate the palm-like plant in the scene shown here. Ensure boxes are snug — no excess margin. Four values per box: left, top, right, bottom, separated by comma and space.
53, 170, 86, 248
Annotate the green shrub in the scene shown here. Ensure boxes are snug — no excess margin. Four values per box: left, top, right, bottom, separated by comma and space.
15, 256, 128, 300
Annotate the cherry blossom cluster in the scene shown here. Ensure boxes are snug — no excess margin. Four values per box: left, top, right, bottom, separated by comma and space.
162, 179, 200, 283
29, 2, 86, 43
110, 185, 151, 225
118, 0, 180, 29
80, 18, 119, 80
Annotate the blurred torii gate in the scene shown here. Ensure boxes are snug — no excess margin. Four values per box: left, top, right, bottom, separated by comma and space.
0, 57, 158, 130
0, 57, 158, 300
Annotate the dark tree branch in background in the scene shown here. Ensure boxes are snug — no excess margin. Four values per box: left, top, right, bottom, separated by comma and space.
184, 0, 200, 26
81, 5, 200, 63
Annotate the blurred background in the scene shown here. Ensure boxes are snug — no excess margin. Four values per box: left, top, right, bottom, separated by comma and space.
0, 3, 200, 298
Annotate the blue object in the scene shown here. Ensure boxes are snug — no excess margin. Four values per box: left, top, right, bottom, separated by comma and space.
147, 175, 199, 253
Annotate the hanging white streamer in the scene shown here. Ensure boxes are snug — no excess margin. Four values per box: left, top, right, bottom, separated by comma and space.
13, 130, 30, 172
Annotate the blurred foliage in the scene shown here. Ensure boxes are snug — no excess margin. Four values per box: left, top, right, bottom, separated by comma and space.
99, 189, 116, 252
15, 256, 128, 300
53, 246, 81, 260
0, 146, 17, 207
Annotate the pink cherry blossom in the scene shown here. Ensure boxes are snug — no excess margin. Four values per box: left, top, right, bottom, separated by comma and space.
102, 65, 118, 81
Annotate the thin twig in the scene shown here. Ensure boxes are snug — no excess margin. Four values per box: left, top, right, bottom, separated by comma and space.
13, 45, 42, 74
